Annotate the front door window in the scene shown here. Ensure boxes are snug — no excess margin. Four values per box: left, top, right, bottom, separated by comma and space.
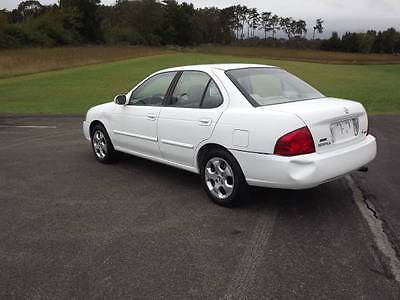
129, 72, 177, 106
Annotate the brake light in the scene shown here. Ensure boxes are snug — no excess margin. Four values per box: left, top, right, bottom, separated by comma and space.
274, 126, 316, 156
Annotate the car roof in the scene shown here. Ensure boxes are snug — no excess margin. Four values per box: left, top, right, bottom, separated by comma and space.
160, 63, 278, 73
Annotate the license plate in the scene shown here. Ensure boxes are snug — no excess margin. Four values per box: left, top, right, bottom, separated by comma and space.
330, 118, 359, 142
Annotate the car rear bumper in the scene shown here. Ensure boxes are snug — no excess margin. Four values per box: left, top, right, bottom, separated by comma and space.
231, 135, 377, 189
83, 121, 90, 141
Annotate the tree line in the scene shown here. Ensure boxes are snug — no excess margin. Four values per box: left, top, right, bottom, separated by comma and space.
322, 30, 400, 54
0, 0, 399, 54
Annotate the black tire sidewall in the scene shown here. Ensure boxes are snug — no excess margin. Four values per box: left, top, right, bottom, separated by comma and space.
200, 149, 245, 206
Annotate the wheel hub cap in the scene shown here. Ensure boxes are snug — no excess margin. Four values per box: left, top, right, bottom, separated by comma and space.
92, 130, 107, 159
204, 157, 235, 200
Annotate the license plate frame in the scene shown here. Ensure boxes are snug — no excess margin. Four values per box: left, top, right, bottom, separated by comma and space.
330, 118, 359, 142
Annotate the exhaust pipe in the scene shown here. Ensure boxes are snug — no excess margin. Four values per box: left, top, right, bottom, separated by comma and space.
358, 166, 369, 172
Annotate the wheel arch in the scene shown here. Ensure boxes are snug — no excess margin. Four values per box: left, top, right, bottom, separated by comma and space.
89, 120, 107, 138
196, 143, 238, 172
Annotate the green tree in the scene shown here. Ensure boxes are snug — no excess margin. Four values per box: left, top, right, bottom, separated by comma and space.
322, 32, 341, 51
161, 0, 196, 46
269, 14, 280, 39
231, 5, 242, 40
219, 6, 236, 43
17, 1, 44, 19
279, 17, 292, 39
236, 5, 248, 39
60, 0, 102, 42
341, 32, 360, 52
372, 31, 384, 53
0, 10, 9, 29
381, 28, 399, 53
195, 7, 220, 44
359, 30, 376, 53
294, 20, 307, 38
130, 0, 164, 45
259, 11, 271, 40
313, 18, 324, 40
248, 8, 259, 38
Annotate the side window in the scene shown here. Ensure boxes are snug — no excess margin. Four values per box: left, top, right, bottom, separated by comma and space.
201, 80, 223, 108
169, 71, 210, 108
129, 72, 176, 106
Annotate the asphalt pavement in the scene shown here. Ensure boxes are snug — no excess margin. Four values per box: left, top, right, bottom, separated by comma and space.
352, 115, 400, 262
0, 115, 399, 299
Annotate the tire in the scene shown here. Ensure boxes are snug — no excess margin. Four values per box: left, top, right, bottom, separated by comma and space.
200, 148, 246, 206
91, 124, 117, 164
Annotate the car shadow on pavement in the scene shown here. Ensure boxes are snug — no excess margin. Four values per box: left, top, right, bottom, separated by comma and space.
114, 151, 342, 213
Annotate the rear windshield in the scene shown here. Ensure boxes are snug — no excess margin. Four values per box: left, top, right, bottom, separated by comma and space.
226, 68, 324, 106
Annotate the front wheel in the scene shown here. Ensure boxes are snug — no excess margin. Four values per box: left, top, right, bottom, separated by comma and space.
200, 149, 246, 206
91, 125, 117, 164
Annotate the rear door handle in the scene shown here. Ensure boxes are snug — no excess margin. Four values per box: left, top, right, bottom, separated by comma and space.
147, 113, 157, 121
198, 118, 212, 126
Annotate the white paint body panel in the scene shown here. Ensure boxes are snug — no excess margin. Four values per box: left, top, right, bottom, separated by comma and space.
158, 106, 223, 165
112, 105, 161, 157
84, 63, 377, 189
231, 135, 376, 189
157, 70, 228, 166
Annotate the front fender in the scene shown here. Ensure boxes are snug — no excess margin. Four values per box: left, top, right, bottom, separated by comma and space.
84, 102, 115, 140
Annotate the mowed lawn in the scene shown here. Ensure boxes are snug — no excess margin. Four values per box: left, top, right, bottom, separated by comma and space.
0, 52, 399, 114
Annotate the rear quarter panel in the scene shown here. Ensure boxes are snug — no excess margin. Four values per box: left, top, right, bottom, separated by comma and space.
203, 107, 306, 155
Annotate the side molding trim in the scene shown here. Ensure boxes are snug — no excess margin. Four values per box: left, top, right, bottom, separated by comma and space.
161, 139, 194, 149
113, 130, 158, 142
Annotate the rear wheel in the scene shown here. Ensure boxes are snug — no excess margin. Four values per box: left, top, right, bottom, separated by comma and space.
200, 149, 246, 206
91, 124, 117, 164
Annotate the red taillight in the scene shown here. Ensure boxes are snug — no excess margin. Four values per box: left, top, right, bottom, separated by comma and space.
274, 126, 316, 156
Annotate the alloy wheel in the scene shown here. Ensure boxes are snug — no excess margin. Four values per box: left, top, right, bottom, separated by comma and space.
92, 130, 108, 159
204, 157, 235, 200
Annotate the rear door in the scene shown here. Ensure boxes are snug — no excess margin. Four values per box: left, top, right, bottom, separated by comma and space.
158, 71, 225, 166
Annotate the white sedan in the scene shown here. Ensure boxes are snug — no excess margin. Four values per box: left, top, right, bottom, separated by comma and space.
83, 64, 377, 206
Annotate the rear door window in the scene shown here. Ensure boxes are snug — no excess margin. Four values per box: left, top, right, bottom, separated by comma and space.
169, 71, 210, 108
201, 80, 223, 108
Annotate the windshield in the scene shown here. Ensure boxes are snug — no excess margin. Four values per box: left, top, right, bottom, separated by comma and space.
226, 68, 324, 106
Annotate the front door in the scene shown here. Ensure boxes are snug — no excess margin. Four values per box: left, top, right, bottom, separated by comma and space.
112, 71, 177, 158
158, 71, 225, 166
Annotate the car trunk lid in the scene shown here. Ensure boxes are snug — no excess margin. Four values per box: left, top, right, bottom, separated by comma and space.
259, 97, 369, 153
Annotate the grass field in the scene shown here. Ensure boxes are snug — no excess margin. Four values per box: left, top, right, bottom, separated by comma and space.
0, 50, 399, 114
0, 46, 170, 78
2, 45, 400, 78
195, 46, 400, 65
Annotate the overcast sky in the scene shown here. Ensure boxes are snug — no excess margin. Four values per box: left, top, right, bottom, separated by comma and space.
3, 0, 400, 37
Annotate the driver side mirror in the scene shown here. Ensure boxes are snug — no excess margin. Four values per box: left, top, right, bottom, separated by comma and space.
114, 94, 127, 105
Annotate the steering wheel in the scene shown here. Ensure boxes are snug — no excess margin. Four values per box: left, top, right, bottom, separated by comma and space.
178, 92, 188, 98
132, 98, 146, 105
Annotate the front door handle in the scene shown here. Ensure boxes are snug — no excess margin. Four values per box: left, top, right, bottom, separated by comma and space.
147, 113, 157, 121
198, 118, 212, 126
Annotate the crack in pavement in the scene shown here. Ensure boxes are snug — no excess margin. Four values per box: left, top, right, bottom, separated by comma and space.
352, 175, 400, 262
354, 179, 400, 261
346, 175, 400, 283
364, 197, 379, 219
